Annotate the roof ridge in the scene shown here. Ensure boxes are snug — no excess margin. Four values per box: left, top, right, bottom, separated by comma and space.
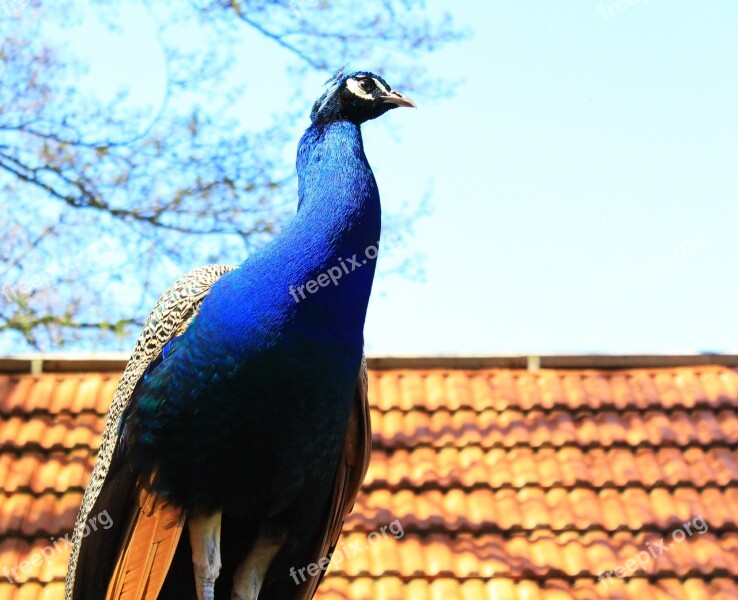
3, 353, 738, 373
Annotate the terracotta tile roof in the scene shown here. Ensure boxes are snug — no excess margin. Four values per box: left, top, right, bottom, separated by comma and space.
1, 358, 737, 599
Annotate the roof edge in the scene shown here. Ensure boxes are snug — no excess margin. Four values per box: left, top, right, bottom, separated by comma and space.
0, 353, 737, 373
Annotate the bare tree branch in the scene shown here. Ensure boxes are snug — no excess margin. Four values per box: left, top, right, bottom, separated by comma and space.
0, 0, 462, 351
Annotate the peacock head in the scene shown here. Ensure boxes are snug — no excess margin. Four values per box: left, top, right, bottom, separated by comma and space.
310, 70, 416, 126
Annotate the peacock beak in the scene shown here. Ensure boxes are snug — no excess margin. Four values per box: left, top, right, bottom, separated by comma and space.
380, 90, 417, 108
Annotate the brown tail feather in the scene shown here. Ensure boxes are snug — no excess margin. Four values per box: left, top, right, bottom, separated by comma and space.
105, 488, 185, 600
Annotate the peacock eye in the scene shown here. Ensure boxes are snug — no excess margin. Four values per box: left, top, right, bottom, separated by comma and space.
358, 78, 375, 93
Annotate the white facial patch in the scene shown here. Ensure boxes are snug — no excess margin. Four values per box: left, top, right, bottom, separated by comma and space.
345, 77, 390, 100
375, 79, 390, 94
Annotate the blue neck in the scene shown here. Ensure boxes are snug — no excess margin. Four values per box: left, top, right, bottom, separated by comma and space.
291, 120, 381, 270
191, 120, 381, 362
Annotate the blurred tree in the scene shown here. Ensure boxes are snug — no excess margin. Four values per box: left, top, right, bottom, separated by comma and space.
0, 0, 461, 350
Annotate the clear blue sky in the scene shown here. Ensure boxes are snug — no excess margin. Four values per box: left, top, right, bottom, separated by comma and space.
45, 1, 738, 355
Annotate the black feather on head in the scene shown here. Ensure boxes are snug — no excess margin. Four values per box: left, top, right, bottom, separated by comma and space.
310, 69, 415, 126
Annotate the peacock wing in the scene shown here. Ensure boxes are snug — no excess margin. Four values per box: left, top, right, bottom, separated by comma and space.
65, 264, 238, 600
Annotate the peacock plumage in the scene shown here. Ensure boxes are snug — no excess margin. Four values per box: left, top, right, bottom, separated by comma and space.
65, 71, 415, 600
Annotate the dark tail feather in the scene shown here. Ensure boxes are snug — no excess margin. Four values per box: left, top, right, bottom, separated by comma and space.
73, 453, 137, 600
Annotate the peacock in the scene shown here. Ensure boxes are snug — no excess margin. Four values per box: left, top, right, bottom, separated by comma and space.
65, 70, 415, 600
